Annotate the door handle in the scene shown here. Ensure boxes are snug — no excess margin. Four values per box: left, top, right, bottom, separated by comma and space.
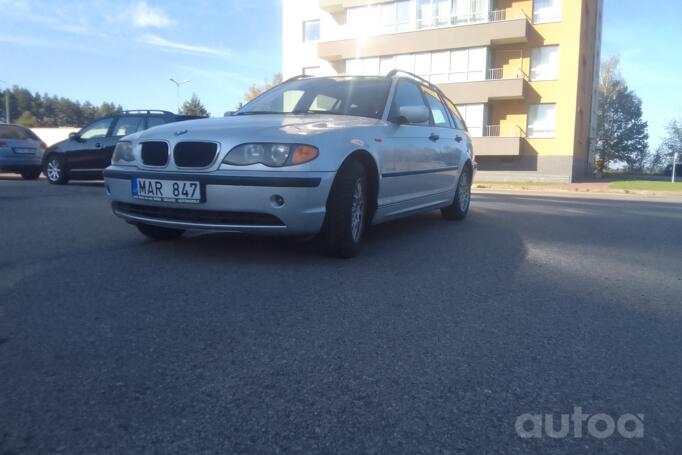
429, 133, 440, 142
95, 143, 102, 149
455, 135, 463, 143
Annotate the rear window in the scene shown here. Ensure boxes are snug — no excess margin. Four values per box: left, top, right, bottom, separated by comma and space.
0, 125, 39, 140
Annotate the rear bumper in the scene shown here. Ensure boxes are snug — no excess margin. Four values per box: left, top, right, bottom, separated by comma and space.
0, 151, 43, 168
104, 167, 336, 235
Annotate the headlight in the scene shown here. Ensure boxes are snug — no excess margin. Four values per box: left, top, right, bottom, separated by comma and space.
223, 143, 319, 167
112, 141, 135, 165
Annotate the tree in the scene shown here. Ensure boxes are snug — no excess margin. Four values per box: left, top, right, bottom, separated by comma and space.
659, 119, 682, 162
0, 85, 122, 127
242, 73, 283, 105
646, 146, 667, 173
179, 93, 209, 117
595, 56, 649, 175
16, 111, 38, 127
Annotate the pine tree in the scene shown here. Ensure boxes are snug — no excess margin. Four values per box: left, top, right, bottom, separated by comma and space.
179, 93, 209, 117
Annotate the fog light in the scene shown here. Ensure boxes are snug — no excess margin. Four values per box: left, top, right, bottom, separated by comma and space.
270, 195, 285, 207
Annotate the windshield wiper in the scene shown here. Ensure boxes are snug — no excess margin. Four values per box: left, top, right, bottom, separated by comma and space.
234, 111, 282, 116
291, 109, 345, 115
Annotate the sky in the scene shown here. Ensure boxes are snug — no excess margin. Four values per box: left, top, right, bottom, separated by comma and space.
0, 0, 681, 148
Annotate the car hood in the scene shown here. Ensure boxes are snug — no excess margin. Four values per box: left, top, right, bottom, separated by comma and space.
129, 114, 383, 142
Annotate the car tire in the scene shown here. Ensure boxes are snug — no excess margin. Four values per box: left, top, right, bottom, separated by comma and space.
441, 166, 472, 221
136, 223, 185, 241
45, 155, 69, 185
21, 169, 42, 180
319, 159, 368, 258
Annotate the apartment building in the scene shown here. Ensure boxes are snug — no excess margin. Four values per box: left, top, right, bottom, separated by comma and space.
282, 0, 603, 182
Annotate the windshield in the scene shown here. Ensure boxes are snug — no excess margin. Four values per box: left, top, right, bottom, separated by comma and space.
238, 77, 392, 119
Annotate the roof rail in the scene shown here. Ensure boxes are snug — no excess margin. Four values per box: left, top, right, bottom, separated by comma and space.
385, 69, 453, 103
282, 74, 314, 84
120, 110, 174, 115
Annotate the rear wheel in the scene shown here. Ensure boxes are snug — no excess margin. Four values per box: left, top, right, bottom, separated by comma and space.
441, 167, 472, 221
319, 159, 368, 258
45, 155, 68, 185
21, 169, 42, 180
136, 223, 185, 241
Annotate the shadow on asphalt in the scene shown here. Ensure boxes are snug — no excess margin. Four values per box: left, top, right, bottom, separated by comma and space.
142, 205, 527, 271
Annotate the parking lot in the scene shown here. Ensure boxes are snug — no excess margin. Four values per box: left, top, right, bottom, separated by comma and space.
1, 175, 681, 454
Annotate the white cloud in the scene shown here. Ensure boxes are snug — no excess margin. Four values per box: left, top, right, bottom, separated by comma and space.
130, 1, 176, 28
140, 34, 230, 58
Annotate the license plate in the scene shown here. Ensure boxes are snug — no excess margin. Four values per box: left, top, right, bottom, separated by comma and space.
14, 147, 35, 155
132, 178, 202, 204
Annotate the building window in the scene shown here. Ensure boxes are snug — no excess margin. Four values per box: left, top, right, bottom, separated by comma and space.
346, 0, 494, 36
456, 104, 485, 137
527, 104, 557, 138
346, 47, 487, 82
530, 46, 560, 81
303, 20, 320, 42
533, 0, 562, 24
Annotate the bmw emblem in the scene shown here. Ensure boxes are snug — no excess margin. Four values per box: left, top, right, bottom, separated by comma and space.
175, 129, 188, 136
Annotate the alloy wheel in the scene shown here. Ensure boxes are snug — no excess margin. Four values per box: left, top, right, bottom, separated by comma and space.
47, 158, 61, 182
350, 178, 365, 243
458, 172, 470, 212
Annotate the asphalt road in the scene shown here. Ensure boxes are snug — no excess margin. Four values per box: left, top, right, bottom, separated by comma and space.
1, 175, 681, 454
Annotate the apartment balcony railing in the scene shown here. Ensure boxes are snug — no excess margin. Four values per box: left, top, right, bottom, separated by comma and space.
483, 125, 526, 138
486, 67, 527, 81
472, 125, 525, 156
320, 8, 529, 43
439, 71, 527, 104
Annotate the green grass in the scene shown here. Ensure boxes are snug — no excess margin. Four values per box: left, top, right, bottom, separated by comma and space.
475, 181, 566, 187
608, 180, 682, 191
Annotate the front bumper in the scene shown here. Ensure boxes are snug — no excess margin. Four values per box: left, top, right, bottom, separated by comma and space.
103, 168, 336, 235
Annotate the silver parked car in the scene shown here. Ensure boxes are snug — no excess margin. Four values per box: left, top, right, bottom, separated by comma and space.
0, 124, 47, 180
104, 72, 475, 257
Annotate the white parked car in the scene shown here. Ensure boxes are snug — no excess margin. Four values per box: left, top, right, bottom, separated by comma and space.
104, 72, 475, 257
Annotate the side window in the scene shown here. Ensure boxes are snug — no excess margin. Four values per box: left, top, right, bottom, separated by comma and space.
79, 117, 113, 140
147, 116, 167, 129
443, 97, 467, 131
390, 80, 428, 125
112, 116, 145, 137
421, 86, 452, 128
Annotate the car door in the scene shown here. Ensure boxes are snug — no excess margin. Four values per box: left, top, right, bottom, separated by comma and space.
380, 79, 447, 209
419, 85, 465, 195
68, 117, 115, 170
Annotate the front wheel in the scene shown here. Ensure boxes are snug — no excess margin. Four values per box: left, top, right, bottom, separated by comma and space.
441, 167, 472, 221
45, 155, 68, 185
319, 160, 368, 258
136, 223, 185, 241
21, 169, 42, 180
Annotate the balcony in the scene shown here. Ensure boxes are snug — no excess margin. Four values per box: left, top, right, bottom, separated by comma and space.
439, 68, 528, 104
319, 0, 391, 13
472, 125, 524, 156
318, 9, 530, 62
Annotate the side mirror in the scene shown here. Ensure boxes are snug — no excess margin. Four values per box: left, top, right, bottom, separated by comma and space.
69, 132, 81, 141
397, 105, 430, 125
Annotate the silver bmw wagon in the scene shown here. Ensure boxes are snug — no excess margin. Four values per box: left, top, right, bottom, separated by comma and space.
104, 71, 475, 257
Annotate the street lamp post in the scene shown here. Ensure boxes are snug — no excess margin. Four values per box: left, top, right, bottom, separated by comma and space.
0, 80, 9, 123
169, 78, 191, 114
673, 152, 679, 184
